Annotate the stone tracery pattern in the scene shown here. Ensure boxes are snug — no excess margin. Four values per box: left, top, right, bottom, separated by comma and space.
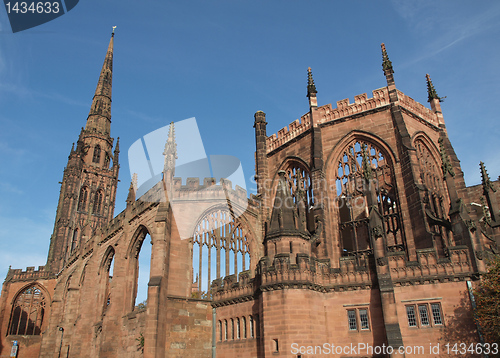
335, 139, 404, 260
415, 138, 451, 249
192, 208, 251, 296
9, 285, 46, 336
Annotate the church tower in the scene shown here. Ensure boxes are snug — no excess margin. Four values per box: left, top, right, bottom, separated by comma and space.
46, 31, 119, 273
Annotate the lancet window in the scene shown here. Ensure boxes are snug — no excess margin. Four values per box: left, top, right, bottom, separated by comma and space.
93, 145, 101, 163
283, 162, 314, 208
77, 186, 89, 212
192, 208, 251, 298
415, 138, 450, 250
9, 285, 46, 336
94, 190, 104, 215
335, 139, 404, 261
70, 229, 78, 253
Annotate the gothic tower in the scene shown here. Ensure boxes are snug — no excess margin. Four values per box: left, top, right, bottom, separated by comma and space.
46, 32, 119, 273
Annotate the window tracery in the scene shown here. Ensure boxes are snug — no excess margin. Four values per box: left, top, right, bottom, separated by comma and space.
415, 138, 450, 249
192, 208, 251, 297
9, 285, 46, 336
334, 139, 404, 262
283, 162, 314, 208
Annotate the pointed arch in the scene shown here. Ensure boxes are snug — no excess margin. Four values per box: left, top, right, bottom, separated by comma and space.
93, 189, 104, 216
77, 186, 89, 212
413, 132, 450, 250
99, 246, 115, 314
70, 228, 79, 253
327, 132, 405, 261
8, 284, 48, 336
191, 206, 253, 297
274, 156, 314, 209
126, 225, 152, 311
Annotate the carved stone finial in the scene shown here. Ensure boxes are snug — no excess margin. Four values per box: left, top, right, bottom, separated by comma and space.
307, 67, 317, 97
381, 43, 394, 73
438, 138, 454, 178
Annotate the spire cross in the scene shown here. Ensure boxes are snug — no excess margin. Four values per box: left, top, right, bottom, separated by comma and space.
112, 26, 117, 33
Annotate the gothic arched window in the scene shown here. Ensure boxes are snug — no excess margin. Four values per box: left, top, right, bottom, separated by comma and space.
94, 190, 104, 215
77, 187, 89, 212
9, 285, 46, 336
192, 208, 251, 297
100, 247, 115, 314
334, 139, 404, 262
283, 162, 314, 208
70, 229, 78, 253
93, 145, 101, 163
415, 138, 450, 250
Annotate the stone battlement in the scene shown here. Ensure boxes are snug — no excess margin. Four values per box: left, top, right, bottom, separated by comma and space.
6, 266, 52, 282
396, 89, 438, 125
266, 87, 440, 152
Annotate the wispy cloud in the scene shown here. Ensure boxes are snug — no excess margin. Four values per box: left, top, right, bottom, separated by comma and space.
0, 82, 88, 107
0, 181, 24, 195
391, 0, 500, 67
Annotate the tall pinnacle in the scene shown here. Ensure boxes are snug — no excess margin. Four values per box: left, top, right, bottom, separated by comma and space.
85, 31, 114, 134
426, 74, 440, 102
307, 67, 317, 97
307, 67, 318, 109
163, 122, 178, 173
381, 43, 393, 74
480, 161, 496, 193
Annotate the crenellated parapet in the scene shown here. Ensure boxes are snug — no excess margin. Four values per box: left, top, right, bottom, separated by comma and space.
397, 89, 439, 126
266, 113, 311, 153
5, 266, 54, 283
265, 87, 442, 154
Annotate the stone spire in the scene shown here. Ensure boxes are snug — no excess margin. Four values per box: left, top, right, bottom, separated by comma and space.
163, 122, 178, 174
306, 67, 318, 108
85, 31, 114, 135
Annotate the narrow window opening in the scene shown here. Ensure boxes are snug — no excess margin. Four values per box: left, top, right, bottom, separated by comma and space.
431, 303, 443, 325
418, 305, 429, 326
406, 306, 417, 327
134, 232, 151, 310
273, 339, 279, 353
93, 145, 101, 163
359, 309, 369, 330
347, 310, 357, 330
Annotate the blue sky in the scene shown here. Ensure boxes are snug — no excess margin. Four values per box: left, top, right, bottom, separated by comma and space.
1, 1, 499, 303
